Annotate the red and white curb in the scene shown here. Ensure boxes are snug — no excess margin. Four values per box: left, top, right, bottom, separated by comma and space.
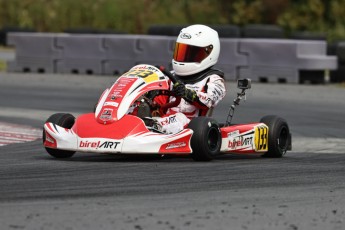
0, 122, 41, 146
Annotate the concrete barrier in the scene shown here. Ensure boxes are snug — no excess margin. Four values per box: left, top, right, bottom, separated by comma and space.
135, 35, 175, 69
238, 39, 337, 83
104, 35, 143, 75
7, 33, 338, 83
7, 33, 65, 73
55, 35, 106, 75
216, 39, 247, 81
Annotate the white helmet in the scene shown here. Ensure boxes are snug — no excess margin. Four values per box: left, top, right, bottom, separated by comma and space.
172, 24, 220, 76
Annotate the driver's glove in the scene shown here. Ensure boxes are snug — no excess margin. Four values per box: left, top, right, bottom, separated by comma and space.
172, 81, 198, 102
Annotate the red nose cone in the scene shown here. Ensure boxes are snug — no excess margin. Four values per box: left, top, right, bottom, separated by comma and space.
96, 107, 117, 125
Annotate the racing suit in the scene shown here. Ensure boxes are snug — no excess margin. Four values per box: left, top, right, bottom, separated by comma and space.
153, 68, 226, 134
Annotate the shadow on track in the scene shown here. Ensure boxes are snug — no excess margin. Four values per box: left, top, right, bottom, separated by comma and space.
36, 152, 265, 163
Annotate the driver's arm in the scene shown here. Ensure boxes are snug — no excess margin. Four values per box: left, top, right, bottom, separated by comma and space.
172, 75, 226, 108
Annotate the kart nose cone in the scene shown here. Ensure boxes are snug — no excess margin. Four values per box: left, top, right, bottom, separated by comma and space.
102, 118, 117, 125
96, 107, 118, 125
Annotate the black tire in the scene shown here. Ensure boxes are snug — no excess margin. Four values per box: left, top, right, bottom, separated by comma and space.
260, 115, 291, 158
43, 113, 76, 158
188, 117, 221, 161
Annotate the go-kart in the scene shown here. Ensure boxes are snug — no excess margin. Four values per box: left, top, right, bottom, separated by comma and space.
43, 64, 292, 161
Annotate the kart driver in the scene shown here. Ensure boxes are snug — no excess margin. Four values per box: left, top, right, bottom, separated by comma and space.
151, 24, 226, 134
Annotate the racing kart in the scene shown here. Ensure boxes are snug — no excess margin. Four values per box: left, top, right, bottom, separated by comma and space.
43, 64, 292, 161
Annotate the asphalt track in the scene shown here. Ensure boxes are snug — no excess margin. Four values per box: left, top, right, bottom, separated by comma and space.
0, 73, 344, 230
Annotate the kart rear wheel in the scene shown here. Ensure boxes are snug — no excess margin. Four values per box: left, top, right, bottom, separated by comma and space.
188, 117, 221, 161
260, 115, 291, 158
43, 113, 76, 158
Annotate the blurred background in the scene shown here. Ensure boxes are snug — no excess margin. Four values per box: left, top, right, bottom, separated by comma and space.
1, 0, 345, 83
1, 0, 344, 40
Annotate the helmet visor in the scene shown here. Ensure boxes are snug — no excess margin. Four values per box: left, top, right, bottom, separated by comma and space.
173, 43, 213, 63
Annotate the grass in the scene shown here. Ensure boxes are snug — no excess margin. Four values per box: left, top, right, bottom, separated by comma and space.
0, 60, 6, 72
338, 82, 345, 88
0, 46, 14, 72
0, 46, 13, 51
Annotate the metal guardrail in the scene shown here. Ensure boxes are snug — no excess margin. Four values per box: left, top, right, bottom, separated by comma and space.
6, 33, 338, 83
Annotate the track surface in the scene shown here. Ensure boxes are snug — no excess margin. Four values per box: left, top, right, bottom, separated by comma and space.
0, 73, 344, 230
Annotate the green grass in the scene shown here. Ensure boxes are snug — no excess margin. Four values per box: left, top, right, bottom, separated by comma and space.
338, 83, 345, 88
0, 60, 6, 72
0, 46, 13, 51
0, 46, 14, 72
1, 0, 345, 41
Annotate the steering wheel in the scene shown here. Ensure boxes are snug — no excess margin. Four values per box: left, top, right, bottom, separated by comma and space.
155, 66, 181, 111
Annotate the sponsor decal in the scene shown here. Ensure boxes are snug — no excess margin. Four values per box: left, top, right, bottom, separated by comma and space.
109, 77, 137, 99
199, 94, 212, 104
132, 65, 159, 72
100, 108, 113, 121
104, 101, 119, 107
111, 91, 120, 95
228, 136, 253, 149
166, 142, 186, 150
159, 115, 177, 126
116, 78, 136, 84
228, 131, 254, 150
180, 33, 191, 39
109, 91, 122, 100
228, 130, 239, 137
79, 140, 120, 149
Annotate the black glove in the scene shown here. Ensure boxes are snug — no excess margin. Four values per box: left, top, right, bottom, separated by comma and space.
172, 81, 198, 102
172, 81, 186, 97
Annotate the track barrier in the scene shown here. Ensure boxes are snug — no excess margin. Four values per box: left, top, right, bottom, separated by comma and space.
7, 32, 338, 83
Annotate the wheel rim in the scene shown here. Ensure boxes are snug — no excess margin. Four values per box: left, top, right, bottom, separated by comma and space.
278, 126, 289, 154
207, 127, 220, 152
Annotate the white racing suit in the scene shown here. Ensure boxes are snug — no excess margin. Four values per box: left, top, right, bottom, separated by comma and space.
154, 71, 226, 134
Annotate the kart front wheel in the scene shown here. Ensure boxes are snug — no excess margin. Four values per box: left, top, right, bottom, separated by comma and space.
188, 117, 221, 161
43, 113, 76, 158
260, 115, 291, 158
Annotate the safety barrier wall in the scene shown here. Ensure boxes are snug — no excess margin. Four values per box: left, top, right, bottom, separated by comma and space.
7, 33, 338, 83
238, 39, 337, 83
7, 33, 67, 73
